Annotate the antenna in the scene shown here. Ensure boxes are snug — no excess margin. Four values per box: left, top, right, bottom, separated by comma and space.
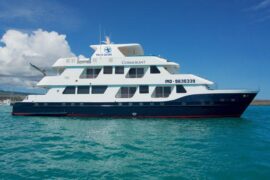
103, 29, 106, 41
99, 24, 102, 60
99, 24, 101, 45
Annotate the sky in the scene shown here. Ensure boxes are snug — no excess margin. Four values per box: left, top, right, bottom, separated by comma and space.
0, 0, 269, 99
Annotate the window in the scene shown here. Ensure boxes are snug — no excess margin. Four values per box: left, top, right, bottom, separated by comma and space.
155, 87, 163, 98
116, 87, 137, 98
152, 86, 171, 98
176, 85, 187, 93
77, 86, 90, 94
139, 86, 149, 94
127, 68, 144, 78
115, 66, 124, 74
150, 66, 160, 74
81, 68, 101, 78
163, 87, 171, 97
92, 86, 107, 94
103, 66, 113, 74
128, 68, 136, 78
63, 86, 76, 94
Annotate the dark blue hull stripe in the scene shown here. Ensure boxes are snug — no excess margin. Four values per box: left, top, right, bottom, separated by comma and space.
12, 93, 257, 118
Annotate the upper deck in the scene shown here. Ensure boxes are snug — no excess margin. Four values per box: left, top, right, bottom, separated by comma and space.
53, 39, 179, 68
52, 56, 179, 68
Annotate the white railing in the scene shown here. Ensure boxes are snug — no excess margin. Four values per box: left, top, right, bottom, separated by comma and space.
65, 57, 91, 64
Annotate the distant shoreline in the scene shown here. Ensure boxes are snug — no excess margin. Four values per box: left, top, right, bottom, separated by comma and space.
251, 100, 270, 106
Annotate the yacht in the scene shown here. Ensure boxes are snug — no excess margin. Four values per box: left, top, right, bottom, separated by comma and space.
12, 37, 258, 118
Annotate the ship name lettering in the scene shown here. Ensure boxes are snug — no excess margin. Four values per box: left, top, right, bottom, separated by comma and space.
121, 60, 145, 65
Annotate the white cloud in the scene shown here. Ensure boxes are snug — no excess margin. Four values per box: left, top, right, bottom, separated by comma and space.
0, 0, 80, 29
250, 0, 270, 11
0, 29, 75, 87
245, 0, 270, 23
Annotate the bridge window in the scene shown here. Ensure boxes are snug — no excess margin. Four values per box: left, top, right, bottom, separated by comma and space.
115, 66, 124, 74
127, 68, 144, 78
80, 68, 101, 78
116, 87, 137, 98
176, 85, 187, 93
152, 86, 171, 98
92, 86, 107, 94
63, 86, 76, 94
77, 86, 90, 94
104, 66, 113, 74
150, 66, 160, 74
139, 85, 149, 94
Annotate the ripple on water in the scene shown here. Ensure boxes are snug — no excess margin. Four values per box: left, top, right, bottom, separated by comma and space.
1, 105, 270, 179
39, 136, 64, 142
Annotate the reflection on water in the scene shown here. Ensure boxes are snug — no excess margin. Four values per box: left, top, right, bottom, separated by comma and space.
0, 105, 270, 179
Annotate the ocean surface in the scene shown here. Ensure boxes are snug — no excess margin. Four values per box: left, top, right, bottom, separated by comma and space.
0, 105, 270, 179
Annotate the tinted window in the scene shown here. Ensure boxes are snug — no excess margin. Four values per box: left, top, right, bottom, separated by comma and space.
136, 68, 144, 77
82, 68, 101, 78
155, 87, 163, 98
77, 86, 90, 94
92, 86, 107, 94
127, 68, 144, 78
176, 85, 187, 93
150, 66, 160, 74
128, 68, 136, 78
163, 87, 171, 97
104, 66, 113, 74
117, 87, 137, 98
115, 66, 124, 74
139, 86, 149, 94
63, 86, 76, 94
153, 86, 171, 98
121, 87, 129, 98
129, 87, 137, 96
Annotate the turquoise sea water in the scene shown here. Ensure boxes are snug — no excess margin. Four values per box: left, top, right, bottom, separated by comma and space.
0, 105, 270, 179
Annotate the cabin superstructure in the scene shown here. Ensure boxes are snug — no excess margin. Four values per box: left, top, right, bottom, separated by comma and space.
26, 39, 214, 103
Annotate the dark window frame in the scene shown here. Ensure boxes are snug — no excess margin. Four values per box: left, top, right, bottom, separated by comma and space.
63, 86, 76, 94
92, 86, 107, 94
127, 68, 145, 78
176, 85, 187, 93
117, 87, 137, 98
153, 86, 172, 98
103, 66, 113, 74
139, 85, 149, 94
82, 68, 101, 78
115, 66, 124, 74
150, 66, 160, 74
77, 86, 90, 94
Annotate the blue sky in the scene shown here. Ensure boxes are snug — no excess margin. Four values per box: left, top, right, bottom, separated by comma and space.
0, 0, 270, 99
